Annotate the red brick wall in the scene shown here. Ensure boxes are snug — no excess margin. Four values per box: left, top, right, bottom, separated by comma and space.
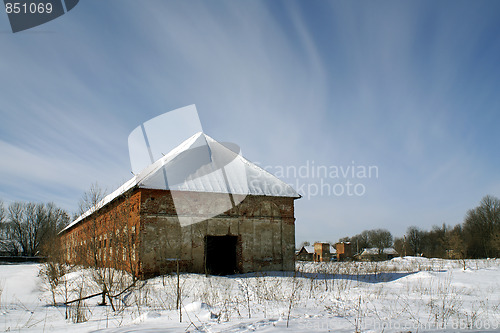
59, 189, 142, 275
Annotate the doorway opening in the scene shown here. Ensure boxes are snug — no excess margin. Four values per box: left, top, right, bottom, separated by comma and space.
205, 235, 238, 275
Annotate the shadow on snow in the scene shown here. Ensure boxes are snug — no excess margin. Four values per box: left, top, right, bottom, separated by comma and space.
229, 270, 431, 283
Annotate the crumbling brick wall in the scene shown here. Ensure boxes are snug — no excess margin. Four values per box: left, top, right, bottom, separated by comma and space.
138, 189, 296, 276
61, 187, 296, 278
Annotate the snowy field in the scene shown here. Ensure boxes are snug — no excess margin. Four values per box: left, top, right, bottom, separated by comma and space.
1, 258, 500, 332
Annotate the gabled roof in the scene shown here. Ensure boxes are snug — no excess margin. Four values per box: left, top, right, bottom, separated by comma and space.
62, 132, 300, 233
314, 241, 337, 253
299, 245, 336, 254
360, 247, 398, 255
302, 246, 315, 254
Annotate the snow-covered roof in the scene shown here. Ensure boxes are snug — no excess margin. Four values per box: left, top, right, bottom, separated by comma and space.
62, 132, 300, 233
302, 246, 315, 254
298, 245, 336, 254
360, 248, 398, 255
314, 241, 337, 254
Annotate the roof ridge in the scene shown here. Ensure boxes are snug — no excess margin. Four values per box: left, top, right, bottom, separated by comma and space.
61, 132, 299, 233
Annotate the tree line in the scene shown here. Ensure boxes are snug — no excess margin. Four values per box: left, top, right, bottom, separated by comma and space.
396, 195, 500, 259
0, 199, 70, 256
337, 195, 500, 259
337, 228, 393, 255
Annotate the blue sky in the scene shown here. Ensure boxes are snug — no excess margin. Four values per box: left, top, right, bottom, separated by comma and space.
1, 0, 499, 244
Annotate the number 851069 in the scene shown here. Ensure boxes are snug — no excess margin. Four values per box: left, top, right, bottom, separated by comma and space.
5, 2, 53, 14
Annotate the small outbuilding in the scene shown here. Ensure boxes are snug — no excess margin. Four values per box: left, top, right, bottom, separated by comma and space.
296, 243, 337, 262
313, 242, 334, 262
336, 242, 352, 261
296, 245, 315, 261
358, 248, 398, 261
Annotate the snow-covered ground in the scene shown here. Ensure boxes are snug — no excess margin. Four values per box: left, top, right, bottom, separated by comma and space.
1, 258, 500, 332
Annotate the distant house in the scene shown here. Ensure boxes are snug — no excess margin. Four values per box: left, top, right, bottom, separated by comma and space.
358, 248, 398, 261
296, 243, 337, 262
336, 242, 352, 261
296, 245, 314, 261
313, 242, 332, 262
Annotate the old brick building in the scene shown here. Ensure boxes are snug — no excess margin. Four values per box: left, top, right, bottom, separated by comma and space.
336, 242, 352, 261
313, 242, 334, 262
59, 133, 300, 277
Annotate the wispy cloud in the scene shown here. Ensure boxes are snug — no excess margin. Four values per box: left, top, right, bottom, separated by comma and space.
0, 0, 498, 241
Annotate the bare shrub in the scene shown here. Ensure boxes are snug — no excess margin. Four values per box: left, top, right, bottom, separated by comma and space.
286, 270, 302, 328
40, 261, 69, 306
0, 279, 3, 309
68, 276, 90, 323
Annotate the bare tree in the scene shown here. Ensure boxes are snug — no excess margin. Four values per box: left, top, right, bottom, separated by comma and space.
406, 226, 423, 256
76, 183, 115, 306
342, 230, 370, 254
0, 199, 5, 224
40, 235, 69, 306
0, 199, 6, 239
5, 202, 68, 256
393, 237, 405, 257
368, 229, 393, 254
72, 184, 139, 310
300, 241, 310, 247
41, 203, 70, 251
447, 225, 467, 269
7, 202, 26, 254
78, 182, 106, 215
463, 195, 500, 258
0, 199, 16, 255
490, 230, 500, 257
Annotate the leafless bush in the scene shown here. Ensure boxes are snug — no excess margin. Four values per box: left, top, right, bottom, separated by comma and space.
39, 261, 69, 306
0, 279, 3, 309
286, 270, 302, 328
425, 273, 464, 328
68, 276, 90, 323
199, 277, 238, 322
238, 277, 252, 319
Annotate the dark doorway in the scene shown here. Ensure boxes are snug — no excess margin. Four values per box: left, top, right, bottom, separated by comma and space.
205, 235, 238, 275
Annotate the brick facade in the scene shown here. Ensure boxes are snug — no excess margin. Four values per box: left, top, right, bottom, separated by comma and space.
60, 188, 297, 278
